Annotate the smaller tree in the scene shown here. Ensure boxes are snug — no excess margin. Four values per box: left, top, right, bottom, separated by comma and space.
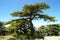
46, 24, 60, 36
37, 26, 47, 38
37, 24, 60, 38
0, 21, 6, 35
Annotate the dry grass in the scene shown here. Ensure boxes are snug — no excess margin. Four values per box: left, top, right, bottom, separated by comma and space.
0, 35, 14, 40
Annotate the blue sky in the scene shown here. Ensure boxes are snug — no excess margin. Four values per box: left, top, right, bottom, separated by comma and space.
0, 0, 60, 28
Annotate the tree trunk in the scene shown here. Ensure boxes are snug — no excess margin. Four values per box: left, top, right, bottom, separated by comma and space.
29, 18, 35, 37
29, 10, 35, 38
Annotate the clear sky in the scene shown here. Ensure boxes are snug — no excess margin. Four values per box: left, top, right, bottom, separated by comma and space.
0, 0, 60, 28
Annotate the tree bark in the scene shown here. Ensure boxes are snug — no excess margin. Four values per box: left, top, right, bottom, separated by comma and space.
29, 18, 35, 37
29, 10, 35, 38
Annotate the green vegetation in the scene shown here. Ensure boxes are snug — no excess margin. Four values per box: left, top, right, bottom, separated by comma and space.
37, 24, 60, 38
0, 2, 59, 40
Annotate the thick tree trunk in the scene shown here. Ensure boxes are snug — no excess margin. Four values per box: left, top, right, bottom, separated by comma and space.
29, 10, 35, 38
29, 18, 35, 36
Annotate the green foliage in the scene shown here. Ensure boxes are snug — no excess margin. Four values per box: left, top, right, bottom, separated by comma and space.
5, 2, 56, 39
46, 24, 60, 36
11, 3, 56, 22
37, 24, 60, 38
0, 21, 6, 35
